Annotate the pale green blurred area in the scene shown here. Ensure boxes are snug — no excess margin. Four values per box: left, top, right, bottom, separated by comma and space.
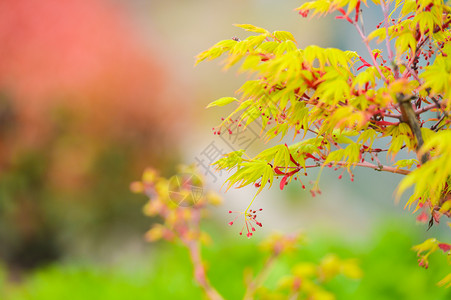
0, 0, 450, 299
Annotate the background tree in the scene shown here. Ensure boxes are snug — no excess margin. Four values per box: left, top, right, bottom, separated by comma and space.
0, 0, 184, 277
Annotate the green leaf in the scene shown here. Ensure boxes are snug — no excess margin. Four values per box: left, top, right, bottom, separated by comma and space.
357, 128, 378, 147
323, 150, 345, 167
234, 24, 269, 34
225, 160, 273, 194
395, 30, 416, 54
195, 39, 237, 65
206, 97, 238, 108
332, 129, 358, 144
367, 28, 386, 43
213, 150, 245, 171
273, 31, 297, 43
393, 159, 418, 169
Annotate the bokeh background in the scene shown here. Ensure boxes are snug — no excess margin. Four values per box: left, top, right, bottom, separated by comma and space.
0, 0, 450, 299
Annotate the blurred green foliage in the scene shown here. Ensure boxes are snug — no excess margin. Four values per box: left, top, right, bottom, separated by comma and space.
1, 222, 450, 300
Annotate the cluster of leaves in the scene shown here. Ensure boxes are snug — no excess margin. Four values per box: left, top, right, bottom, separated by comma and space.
130, 166, 220, 244
197, 0, 451, 287
131, 166, 361, 299
413, 229, 451, 287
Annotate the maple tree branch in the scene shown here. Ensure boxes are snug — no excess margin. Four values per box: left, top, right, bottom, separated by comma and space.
367, 148, 389, 153
402, 34, 429, 78
415, 98, 446, 116
402, 63, 422, 82
431, 96, 448, 117
351, 19, 388, 82
372, 152, 383, 167
431, 114, 447, 131
382, 0, 394, 62
396, 93, 429, 164
297, 161, 411, 175
336, 161, 411, 175
384, 113, 402, 119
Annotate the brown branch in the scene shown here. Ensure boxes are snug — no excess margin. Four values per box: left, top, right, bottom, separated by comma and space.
431, 114, 446, 131
431, 96, 448, 117
282, 161, 411, 175
334, 161, 411, 175
384, 113, 402, 120
415, 101, 444, 115
397, 93, 429, 164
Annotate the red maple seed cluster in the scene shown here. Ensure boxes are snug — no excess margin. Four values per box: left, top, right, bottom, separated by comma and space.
418, 257, 429, 269
212, 117, 242, 135
228, 208, 263, 238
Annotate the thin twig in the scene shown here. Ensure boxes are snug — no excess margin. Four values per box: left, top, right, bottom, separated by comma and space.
186, 240, 224, 300
279, 160, 411, 175
382, 0, 394, 62
401, 34, 429, 79
402, 63, 422, 82
415, 101, 444, 115
183, 210, 224, 300
384, 113, 402, 119
431, 114, 446, 131
353, 22, 388, 83
243, 254, 278, 300
431, 96, 448, 117
372, 152, 383, 168
335, 160, 411, 175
